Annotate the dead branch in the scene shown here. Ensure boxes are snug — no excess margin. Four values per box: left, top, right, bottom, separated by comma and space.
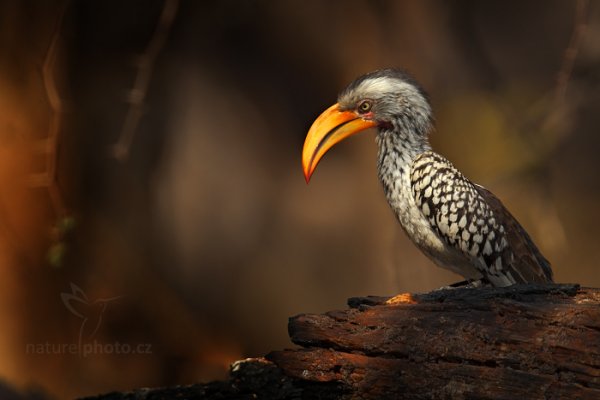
553, 0, 589, 105
111, 0, 179, 162
83, 284, 600, 400
28, 3, 68, 219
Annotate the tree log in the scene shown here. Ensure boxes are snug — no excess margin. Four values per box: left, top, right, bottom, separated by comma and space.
84, 284, 600, 399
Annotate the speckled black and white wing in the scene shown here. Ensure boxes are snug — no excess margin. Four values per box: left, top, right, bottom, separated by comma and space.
410, 152, 553, 287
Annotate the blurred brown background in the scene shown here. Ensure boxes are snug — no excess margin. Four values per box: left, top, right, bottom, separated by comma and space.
0, 0, 599, 398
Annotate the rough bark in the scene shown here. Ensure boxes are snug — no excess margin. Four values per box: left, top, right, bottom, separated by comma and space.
83, 283, 600, 400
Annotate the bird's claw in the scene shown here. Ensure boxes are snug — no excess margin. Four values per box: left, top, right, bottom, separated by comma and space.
436, 278, 490, 291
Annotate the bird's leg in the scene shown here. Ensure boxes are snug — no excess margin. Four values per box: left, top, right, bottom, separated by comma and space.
466, 278, 490, 288
448, 279, 471, 288
437, 278, 491, 290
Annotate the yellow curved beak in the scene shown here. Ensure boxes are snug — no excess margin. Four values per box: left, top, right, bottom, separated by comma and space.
302, 103, 377, 182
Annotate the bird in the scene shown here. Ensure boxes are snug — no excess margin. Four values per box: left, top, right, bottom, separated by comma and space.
302, 68, 553, 288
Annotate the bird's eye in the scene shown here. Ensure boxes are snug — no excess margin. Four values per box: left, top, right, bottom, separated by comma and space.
358, 100, 372, 113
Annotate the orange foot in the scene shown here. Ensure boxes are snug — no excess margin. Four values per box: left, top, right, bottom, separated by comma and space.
385, 293, 417, 305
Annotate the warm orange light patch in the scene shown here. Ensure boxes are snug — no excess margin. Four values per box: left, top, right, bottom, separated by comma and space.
385, 293, 417, 305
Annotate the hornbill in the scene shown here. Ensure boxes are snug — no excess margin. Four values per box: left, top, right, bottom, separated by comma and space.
302, 69, 553, 288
